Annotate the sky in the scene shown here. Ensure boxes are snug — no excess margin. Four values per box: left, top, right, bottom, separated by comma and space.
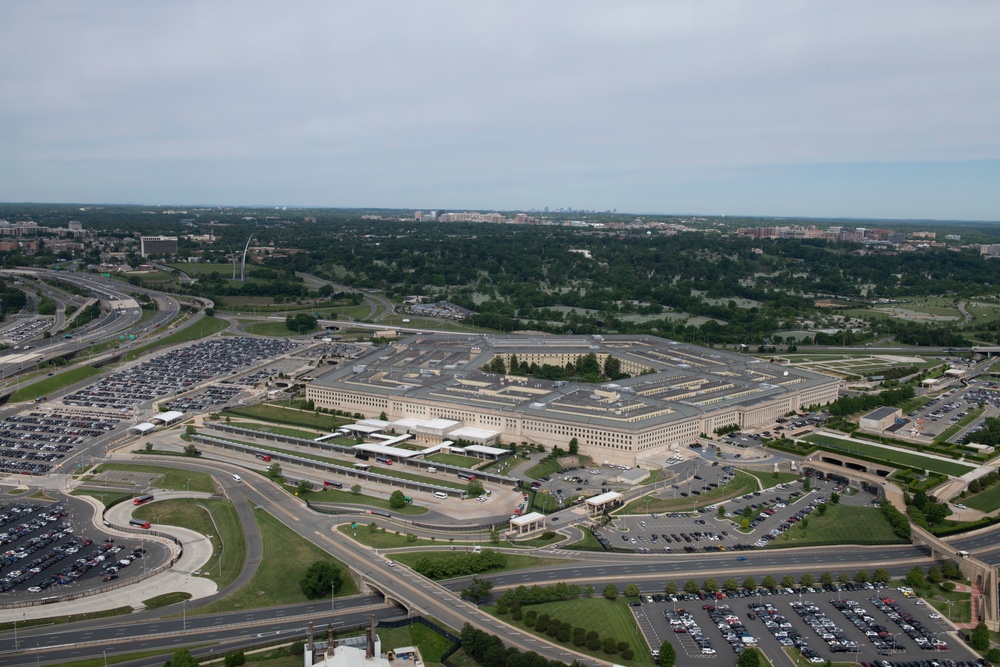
1, 1, 998, 221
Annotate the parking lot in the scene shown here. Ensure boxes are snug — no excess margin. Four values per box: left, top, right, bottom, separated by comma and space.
61, 337, 299, 411
630, 584, 980, 667
0, 500, 164, 598
0, 412, 120, 475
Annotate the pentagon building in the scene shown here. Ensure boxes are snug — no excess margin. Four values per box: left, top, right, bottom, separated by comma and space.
306, 334, 839, 466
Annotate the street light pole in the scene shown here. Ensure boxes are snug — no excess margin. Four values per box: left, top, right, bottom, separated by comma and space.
332, 582, 336, 613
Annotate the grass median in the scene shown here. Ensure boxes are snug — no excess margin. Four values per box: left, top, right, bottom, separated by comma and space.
89, 464, 217, 494
765, 504, 906, 548
194, 504, 357, 615
484, 597, 654, 667
133, 498, 244, 587
8, 365, 102, 403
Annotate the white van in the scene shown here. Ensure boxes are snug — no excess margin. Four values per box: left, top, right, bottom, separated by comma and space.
427, 467, 437, 474
433, 491, 447, 499
233, 474, 242, 483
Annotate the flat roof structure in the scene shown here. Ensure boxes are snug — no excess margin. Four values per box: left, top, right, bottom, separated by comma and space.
585, 491, 624, 515
131, 422, 156, 434
307, 333, 839, 466
158, 410, 185, 424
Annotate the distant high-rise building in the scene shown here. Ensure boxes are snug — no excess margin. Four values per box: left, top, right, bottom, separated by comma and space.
140, 235, 178, 257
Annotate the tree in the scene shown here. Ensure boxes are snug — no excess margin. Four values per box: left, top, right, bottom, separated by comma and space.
838, 572, 851, 584
762, 575, 778, 589
664, 580, 678, 595
724, 578, 739, 593
927, 566, 943, 584
379, 410, 387, 421
145, 441, 153, 452
299, 561, 343, 599
855, 569, 870, 583
820, 572, 834, 587
803, 477, 811, 492
568, 437, 579, 456
624, 583, 640, 598
461, 577, 494, 604
738, 647, 763, 667
905, 567, 926, 588
467, 480, 485, 497
350, 484, 361, 495
489, 528, 500, 545
970, 622, 990, 651
703, 577, 718, 592
873, 568, 891, 583
267, 462, 282, 479
684, 578, 700, 594
296, 479, 312, 494
718, 505, 726, 518
800, 573, 815, 587
781, 575, 796, 588
659, 640, 677, 667
830, 491, 841, 504
224, 651, 246, 667
941, 560, 961, 579
817, 503, 828, 516
183, 444, 201, 457
743, 576, 757, 590
602, 584, 618, 600
389, 490, 408, 509
164, 649, 200, 667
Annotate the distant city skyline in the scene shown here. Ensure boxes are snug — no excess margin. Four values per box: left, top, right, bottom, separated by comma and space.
1, 1, 998, 221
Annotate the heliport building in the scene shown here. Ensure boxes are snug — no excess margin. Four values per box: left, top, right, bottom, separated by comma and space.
306, 334, 839, 466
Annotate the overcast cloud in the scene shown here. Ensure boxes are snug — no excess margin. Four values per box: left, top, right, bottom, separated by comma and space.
1, 1, 998, 220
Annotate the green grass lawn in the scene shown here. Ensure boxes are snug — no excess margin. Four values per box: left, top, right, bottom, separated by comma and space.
134, 499, 245, 587
803, 434, 974, 477
525, 458, 562, 480
71, 489, 135, 506
391, 550, 570, 578
194, 505, 357, 615
486, 597, 655, 667
367, 621, 456, 665
302, 487, 429, 515
426, 453, 482, 467
8, 364, 102, 403
121, 315, 230, 362
337, 523, 486, 548
219, 405, 349, 431
617, 470, 758, 514
90, 464, 217, 493
225, 419, 324, 439
743, 470, 801, 489
766, 504, 907, 548
563, 530, 606, 551
242, 321, 319, 336
963, 483, 1000, 512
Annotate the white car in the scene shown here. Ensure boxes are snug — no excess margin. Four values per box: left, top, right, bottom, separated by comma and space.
928, 613, 941, 619
385, 560, 395, 567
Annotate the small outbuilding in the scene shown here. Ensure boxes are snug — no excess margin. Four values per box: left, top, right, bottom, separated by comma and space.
585, 491, 624, 516
859, 406, 902, 431
509, 511, 546, 536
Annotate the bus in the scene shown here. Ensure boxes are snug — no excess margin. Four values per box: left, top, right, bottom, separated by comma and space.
375, 456, 392, 465
324, 480, 343, 489
129, 518, 151, 529
133, 494, 154, 506
457, 472, 476, 481
370, 509, 391, 518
